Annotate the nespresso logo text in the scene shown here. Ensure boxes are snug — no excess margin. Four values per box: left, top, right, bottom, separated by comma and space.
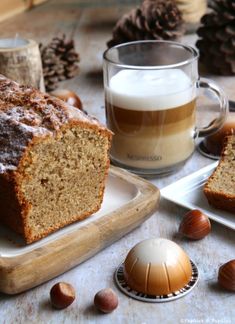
127, 154, 162, 161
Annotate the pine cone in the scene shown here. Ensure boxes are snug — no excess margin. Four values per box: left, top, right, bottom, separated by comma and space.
107, 0, 184, 47
196, 0, 235, 75
40, 35, 80, 92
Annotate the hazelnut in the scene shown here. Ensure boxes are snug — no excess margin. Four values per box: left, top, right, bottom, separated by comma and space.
50, 282, 75, 309
94, 288, 118, 313
218, 260, 235, 291
179, 209, 211, 240
203, 113, 235, 156
51, 89, 83, 110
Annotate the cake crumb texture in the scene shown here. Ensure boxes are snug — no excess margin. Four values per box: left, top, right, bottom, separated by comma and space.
204, 135, 235, 213
0, 75, 112, 243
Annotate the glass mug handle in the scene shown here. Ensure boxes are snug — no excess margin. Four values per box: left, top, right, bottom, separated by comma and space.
196, 77, 229, 137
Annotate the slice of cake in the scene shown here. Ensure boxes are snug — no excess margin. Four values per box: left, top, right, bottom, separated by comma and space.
204, 135, 235, 213
0, 75, 112, 244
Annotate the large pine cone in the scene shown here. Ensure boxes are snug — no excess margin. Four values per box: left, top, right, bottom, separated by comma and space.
196, 0, 235, 75
107, 0, 184, 48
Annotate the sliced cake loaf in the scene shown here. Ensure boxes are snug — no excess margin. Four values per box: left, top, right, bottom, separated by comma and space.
204, 135, 235, 213
0, 75, 112, 244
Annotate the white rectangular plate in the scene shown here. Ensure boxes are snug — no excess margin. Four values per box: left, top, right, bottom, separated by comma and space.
161, 162, 235, 230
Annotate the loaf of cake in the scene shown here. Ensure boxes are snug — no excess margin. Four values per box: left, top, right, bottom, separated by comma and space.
0, 75, 112, 244
204, 135, 235, 213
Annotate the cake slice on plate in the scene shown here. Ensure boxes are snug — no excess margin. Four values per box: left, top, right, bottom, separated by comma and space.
0, 75, 112, 244
204, 135, 235, 213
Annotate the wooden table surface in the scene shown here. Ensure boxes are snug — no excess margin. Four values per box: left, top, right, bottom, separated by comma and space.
0, 1, 234, 323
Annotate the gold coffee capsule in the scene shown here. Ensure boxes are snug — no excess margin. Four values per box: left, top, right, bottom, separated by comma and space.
123, 238, 192, 296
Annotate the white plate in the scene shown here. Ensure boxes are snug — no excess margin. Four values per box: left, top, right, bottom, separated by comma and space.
161, 162, 235, 230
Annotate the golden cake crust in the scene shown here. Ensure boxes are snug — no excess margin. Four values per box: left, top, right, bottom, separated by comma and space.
204, 135, 235, 213
0, 75, 112, 244
0, 74, 111, 173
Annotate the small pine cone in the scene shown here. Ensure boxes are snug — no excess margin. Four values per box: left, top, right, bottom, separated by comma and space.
107, 0, 184, 47
65, 65, 79, 79
196, 0, 235, 75
58, 75, 66, 81
40, 35, 80, 92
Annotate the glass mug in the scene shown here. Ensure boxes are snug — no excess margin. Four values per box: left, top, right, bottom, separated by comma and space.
103, 40, 228, 177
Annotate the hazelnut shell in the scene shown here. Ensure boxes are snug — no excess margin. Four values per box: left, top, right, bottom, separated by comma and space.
51, 89, 83, 110
179, 209, 211, 240
94, 288, 118, 313
203, 113, 235, 156
218, 260, 235, 291
50, 282, 75, 309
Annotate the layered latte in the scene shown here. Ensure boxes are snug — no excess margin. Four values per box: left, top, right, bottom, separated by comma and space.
105, 69, 196, 172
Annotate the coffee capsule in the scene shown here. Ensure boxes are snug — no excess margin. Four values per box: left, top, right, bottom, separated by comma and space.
115, 238, 199, 302
123, 238, 192, 296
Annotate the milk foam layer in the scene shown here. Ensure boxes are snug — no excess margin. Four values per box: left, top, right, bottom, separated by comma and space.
107, 69, 196, 110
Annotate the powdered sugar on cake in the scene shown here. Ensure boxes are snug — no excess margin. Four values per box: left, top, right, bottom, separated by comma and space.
0, 75, 107, 172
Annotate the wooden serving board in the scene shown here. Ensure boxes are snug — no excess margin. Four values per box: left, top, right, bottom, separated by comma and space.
0, 166, 160, 294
